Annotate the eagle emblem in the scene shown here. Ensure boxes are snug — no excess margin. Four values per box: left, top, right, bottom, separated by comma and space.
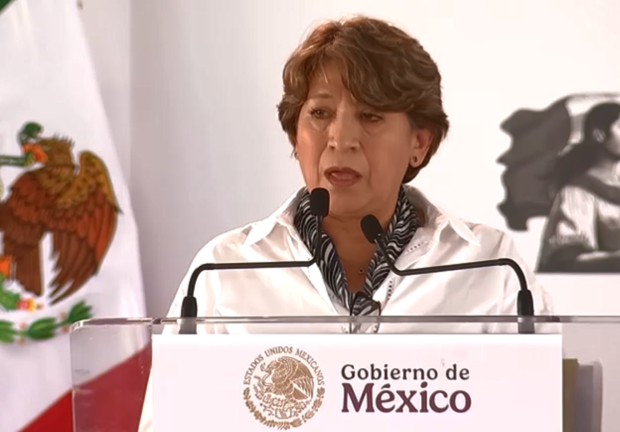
243, 347, 325, 428
258, 356, 315, 402
0, 122, 120, 342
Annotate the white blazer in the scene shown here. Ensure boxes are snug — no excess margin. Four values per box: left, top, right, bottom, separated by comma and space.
137, 185, 553, 431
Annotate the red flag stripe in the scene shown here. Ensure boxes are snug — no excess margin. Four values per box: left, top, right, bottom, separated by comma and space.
21, 345, 151, 432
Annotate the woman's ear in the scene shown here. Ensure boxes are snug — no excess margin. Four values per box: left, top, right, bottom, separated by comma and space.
410, 129, 432, 167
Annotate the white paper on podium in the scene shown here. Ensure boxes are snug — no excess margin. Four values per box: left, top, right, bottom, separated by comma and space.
151, 333, 562, 432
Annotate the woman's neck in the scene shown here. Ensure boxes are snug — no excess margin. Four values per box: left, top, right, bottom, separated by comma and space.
323, 215, 375, 249
322, 205, 395, 267
322, 215, 378, 288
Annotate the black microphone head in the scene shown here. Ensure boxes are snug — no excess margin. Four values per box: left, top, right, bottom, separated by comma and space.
360, 214, 383, 244
310, 188, 330, 217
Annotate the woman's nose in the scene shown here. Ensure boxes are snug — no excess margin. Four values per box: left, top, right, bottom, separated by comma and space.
327, 113, 362, 151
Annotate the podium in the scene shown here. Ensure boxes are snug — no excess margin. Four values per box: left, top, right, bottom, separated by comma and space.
69, 315, 620, 432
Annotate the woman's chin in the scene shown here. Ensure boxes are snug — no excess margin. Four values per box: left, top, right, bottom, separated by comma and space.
310, 181, 374, 217
326, 197, 374, 220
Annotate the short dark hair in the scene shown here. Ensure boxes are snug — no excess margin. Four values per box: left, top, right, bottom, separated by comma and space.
277, 16, 449, 182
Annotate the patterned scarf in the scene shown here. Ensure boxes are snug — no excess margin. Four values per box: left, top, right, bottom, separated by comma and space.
293, 187, 418, 315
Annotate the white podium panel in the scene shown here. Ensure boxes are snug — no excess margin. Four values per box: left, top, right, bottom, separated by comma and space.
151, 333, 562, 431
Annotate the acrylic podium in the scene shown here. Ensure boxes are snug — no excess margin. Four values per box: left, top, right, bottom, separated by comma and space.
69, 315, 620, 432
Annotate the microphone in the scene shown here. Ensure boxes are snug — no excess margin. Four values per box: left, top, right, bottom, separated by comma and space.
360, 215, 536, 334
177, 188, 330, 334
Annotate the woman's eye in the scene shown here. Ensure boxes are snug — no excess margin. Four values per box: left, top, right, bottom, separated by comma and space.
361, 112, 382, 122
310, 109, 329, 119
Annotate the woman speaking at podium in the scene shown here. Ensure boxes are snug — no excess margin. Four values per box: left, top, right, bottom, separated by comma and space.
138, 14, 554, 432
165, 15, 553, 327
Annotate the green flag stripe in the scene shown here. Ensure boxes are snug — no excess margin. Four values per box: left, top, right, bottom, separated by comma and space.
0, 0, 16, 14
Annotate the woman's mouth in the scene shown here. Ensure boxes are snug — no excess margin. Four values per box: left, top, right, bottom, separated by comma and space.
324, 167, 362, 187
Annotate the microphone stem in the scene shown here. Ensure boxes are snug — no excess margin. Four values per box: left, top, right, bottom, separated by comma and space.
182, 215, 324, 319
373, 236, 534, 317
314, 215, 323, 261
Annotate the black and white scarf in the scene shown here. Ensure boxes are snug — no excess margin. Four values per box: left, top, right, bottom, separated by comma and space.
293, 187, 418, 315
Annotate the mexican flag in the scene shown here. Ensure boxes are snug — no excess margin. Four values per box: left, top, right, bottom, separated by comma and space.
0, 1, 148, 431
